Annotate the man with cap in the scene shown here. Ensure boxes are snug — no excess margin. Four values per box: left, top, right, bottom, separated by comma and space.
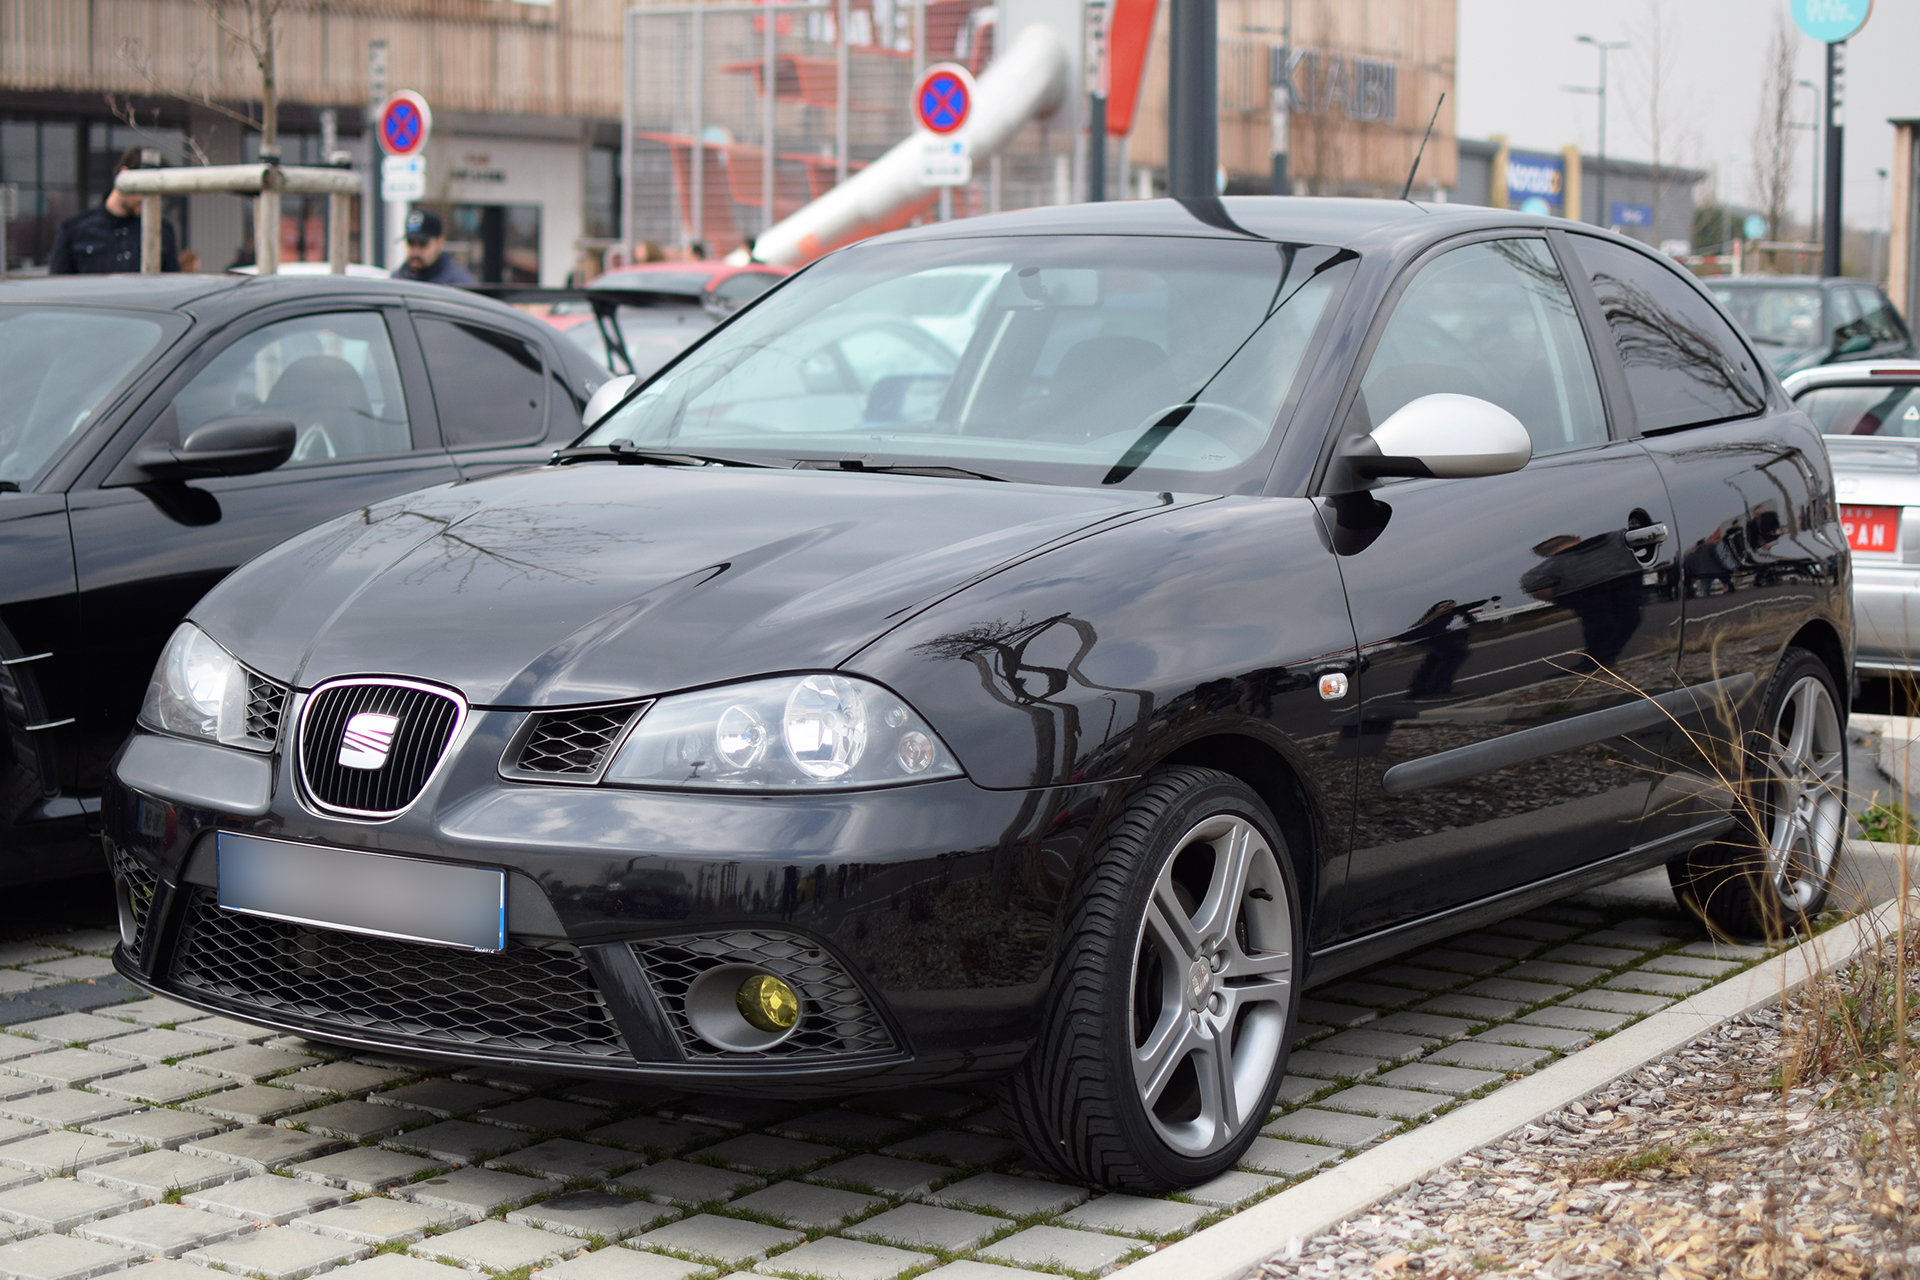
392, 208, 475, 285
49, 147, 180, 274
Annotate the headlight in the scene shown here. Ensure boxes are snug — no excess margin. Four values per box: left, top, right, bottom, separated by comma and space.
602, 674, 962, 790
138, 624, 274, 752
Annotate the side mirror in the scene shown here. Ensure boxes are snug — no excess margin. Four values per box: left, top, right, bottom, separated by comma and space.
1837, 334, 1874, 356
134, 417, 296, 481
583, 374, 638, 428
1340, 393, 1532, 482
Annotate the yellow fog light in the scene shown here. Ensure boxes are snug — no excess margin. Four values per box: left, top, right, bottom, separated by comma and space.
736, 973, 799, 1032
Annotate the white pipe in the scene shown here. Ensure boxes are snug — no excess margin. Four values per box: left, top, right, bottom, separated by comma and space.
750, 22, 1067, 266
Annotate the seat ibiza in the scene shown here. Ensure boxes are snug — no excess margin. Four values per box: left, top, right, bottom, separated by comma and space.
104, 199, 1850, 1191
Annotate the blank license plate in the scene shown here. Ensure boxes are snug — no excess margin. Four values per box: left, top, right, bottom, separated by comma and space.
1842, 505, 1901, 553
217, 832, 505, 952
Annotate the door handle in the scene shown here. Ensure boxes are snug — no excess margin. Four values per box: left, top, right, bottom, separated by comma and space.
1624, 523, 1669, 548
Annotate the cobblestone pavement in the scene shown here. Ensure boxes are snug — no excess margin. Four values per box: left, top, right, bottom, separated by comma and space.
0, 882, 1776, 1280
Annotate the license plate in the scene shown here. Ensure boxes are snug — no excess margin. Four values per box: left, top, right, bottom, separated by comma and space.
1841, 504, 1901, 553
217, 832, 505, 952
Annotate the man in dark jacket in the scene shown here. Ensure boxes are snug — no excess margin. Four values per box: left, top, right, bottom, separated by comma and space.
49, 148, 180, 274
391, 209, 475, 285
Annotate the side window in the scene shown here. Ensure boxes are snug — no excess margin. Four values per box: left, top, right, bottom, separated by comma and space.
415, 317, 547, 448
1360, 238, 1607, 458
173, 312, 412, 464
1570, 236, 1766, 432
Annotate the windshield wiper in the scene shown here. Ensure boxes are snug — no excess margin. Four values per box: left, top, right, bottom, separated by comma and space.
799, 458, 1008, 482
550, 442, 775, 468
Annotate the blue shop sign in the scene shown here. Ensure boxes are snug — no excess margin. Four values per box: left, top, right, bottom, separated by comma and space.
1610, 202, 1652, 228
1506, 151, 1564, 216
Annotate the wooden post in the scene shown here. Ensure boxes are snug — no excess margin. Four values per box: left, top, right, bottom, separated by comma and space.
255, 166, 283, 275
328, 192, 350, 274
139, 195, 162, 274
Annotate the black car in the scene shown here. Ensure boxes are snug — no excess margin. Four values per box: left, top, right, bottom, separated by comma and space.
1708, 275, 1915, 377
105, 199, 1850, 1191
1, 273, 610, 879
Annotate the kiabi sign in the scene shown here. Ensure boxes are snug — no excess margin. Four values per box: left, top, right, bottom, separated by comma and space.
1269, 48, 1398, 125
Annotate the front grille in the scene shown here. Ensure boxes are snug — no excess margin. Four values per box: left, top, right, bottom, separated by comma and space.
242, 672, 287, 747
170, 891, 630, 1062
299, 680, 463, 818
632, 930, 897, 1063
110, 848, 159, 960
502, 703, 650, 783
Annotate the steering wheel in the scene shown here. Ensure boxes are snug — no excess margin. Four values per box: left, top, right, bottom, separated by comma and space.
292, 423, 338, 462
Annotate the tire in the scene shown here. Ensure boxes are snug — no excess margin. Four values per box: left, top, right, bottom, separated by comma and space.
1669, 647, 1847, 941
1003, 766, 1302, 1191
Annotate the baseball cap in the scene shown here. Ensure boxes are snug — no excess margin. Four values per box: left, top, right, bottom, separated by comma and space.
403, 208, 444, 241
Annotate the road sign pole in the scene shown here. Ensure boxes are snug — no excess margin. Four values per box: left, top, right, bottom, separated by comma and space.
1824, 40, 1845, 278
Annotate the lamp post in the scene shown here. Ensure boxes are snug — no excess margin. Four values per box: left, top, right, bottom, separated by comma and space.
1565, 35, 1628, 226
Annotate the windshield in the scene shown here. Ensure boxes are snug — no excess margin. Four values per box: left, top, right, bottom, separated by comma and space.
1797, 383, 1920, 437
583, 235, 1354, 491
0, 307, 168, 487
1710, 285, 1823, 349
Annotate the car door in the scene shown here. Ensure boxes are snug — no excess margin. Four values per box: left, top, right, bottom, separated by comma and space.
1324, 233, 1684, 940
64, 304, 459, 791
1565, 234, 1846, 847
408, 307, 574, 478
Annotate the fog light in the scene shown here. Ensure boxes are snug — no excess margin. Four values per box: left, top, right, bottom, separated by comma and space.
736, 972, 799, 1032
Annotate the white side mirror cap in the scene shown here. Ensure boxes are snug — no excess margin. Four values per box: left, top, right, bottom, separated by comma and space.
582, 374, 639, 429
1354, 393, 1533, 480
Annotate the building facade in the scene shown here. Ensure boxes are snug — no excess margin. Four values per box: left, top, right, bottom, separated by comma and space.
1450, 136, 1704, 251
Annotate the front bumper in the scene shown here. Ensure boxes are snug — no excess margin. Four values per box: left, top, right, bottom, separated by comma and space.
106, 718, 1110, 1093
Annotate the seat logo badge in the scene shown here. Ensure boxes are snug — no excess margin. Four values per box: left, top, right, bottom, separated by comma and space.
339, 713, 401, 770
1318, 672, 1349, 700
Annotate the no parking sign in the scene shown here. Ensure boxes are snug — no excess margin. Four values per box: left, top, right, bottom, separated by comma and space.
913, 64, 975, 136
377, 91, 432, 157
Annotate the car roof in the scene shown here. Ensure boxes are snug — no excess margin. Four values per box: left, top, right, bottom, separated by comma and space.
1783, 359, 1920, 390
0, 271, 545, 325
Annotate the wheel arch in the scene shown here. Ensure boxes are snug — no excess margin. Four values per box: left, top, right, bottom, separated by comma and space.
1156, 732, 1323, 935
1785, 618, 1850, 715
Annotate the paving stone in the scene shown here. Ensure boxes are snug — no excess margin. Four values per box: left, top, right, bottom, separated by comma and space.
916, 1264, 1056, 1280
184, 1173, 347, 1225
1675, 940, 1769, 961
768, 1110, 909, 1147
183, 1227, 368, 1280
0, 1121, 41, 1152
449, 1067, 572, 1095
102, 998, 203, 1028
588, 1117, 725, 1156
182, 1124, 343, 1173
1294, 1000, 1376, 1028
807, 1154, 947, 1199
634, 1214, 804, 1266
1273, 1076, 1324, 1108
507, 1191, 679, 1240
879, 1130, 1019, 1167
1059, 1194, 1206, 1239
732, 1181, 884, 1230
958, 1106, 1009, 1135
0, 946, 65, 967
173, 1018, 279, 1044
1503, 960, 1604, 986
661, 1097, 795, 1131
1487, 919, 1581, 942
1406, 949, 1506, 976
177, 1045, 317, 1083
1414, 994, 1523, 1022
94, 1065, 234, 1105
978, 1225, 1136, 1275
1310, 982, 1420, 1009
118, 1261, 210, 1280
538, 1250, 707, 1280
24, 958, 117, 981
1358, 967, 1464, 994
1479, 1023, 1593, 1052
261, 1038, 345, 1061
850, 1203, 1005, 1252
83, 1109, 229, 1151
75, 1202, 252, 1256
0, 975, 64, 997
1365, 1012, 1476, 1041
282, 1062, 413, 1097
328, 1255, 471, 1280
12, 1015, 142, 1046
1580, 928, 1679, 949
0, 1089, 131, 1129
1462, 978, 1569, 1006
614, 1159, 764, 1207
700, 1134, 838, 1177
92, 1029, 220, 1065
78, 1148, 250, 1198
289, 1148, 442, 1194
0, 1179, 144, 1232
488, 1138, 639, 1182
0, 1132, 142, 1174
373, 1080, 514, 1119
1607, 971, 1709, 997
183, 1084, 310, 1124
1640, 954, 1742, 979
401, 1168, 562, 1219
1447, 933, 1539, 958
1317, 1085, 1446, 1120
1280, 1049, 1381, 1081
1566, 989, 1671, 1016
924, 1172, 1087, 1218
32, 983, 143, 1014
38, 932, 119, 956
476, 1098, 608, 1133
1261, 1108, 1397, 1149
1288, 1023, 1332, 1045
1436, 1043, 1551, 1074
385, 1119, 529, 1165
4, 1049, 136, 1088
291, 1100, 414, 1142
843, 1090, 980, 1122
295, 1198, 469, 1245
756, 1237, 932, 1280
411, 1219, 577, 1272
1519, 1005, 1633, 1033
0, 1233, 139, 1280
0, 1002, 70, 1027
1186, 1169, 1281, 1207
1312, 1029, 1435, 1062
0, 1045, 35, 1069
560, 1082, 683, 1111
1374, 1063, 1505, 1096
1541, 944, 1642, 967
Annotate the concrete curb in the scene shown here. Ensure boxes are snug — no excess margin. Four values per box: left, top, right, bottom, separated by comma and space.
1121, 893, 1917, 1280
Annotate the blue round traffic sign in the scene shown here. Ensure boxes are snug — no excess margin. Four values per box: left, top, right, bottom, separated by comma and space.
1791, 0, 1870, 43
378, 91, 432, 157
914, 64, 974, 135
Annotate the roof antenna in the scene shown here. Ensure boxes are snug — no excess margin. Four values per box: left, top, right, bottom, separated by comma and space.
1400, 93, 1445, 202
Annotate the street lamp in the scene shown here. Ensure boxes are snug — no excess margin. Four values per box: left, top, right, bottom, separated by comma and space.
1796, 79, 1821, 242
1563, 35, 1629, 227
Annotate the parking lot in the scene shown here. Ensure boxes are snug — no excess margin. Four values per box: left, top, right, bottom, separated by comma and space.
0, 868, 1780, 1280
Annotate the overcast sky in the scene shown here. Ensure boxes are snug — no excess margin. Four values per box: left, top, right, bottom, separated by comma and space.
1456, 0, 1917, 232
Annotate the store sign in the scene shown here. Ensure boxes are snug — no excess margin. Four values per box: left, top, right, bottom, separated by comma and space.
1506, 151, 1564, 216
1791, 0, 1870, 43
1610, 202, 1652, 228
1271, 48, 1397, 124
917, 136, 972, 186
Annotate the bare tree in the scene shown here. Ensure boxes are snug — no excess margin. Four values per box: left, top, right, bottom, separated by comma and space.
1750, 8, 1800, 259
115, 0, 282, 154
1628, 0, 1690, 242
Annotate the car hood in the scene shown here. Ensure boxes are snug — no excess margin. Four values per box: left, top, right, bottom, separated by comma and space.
193, 463, 1189, 707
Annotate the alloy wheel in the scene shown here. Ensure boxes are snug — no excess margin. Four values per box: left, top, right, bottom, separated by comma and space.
1759, 674, 1846, 913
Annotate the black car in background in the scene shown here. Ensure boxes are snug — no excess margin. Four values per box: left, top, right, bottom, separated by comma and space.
1, 274, 609, 880
1708, 275, 1915, 377
107, 199, 1850, 1192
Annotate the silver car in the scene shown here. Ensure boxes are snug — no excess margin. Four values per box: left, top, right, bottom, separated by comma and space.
1785, 359, 1920, 673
